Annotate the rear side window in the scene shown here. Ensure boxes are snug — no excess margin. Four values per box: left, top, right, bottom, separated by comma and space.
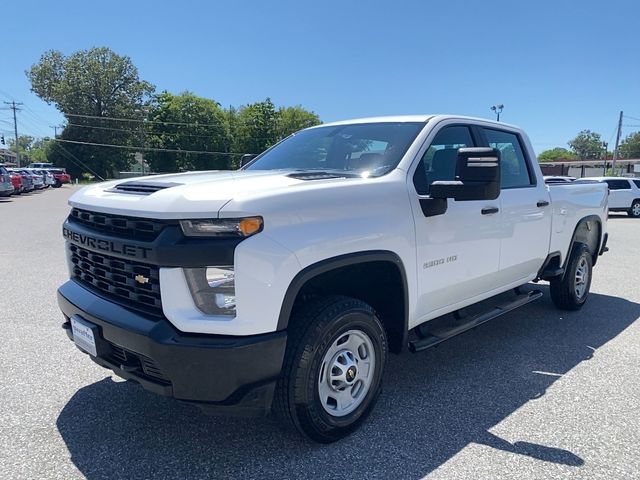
413, 126, 474, 195
634, 180, 640, 188
483, 129, 533, 188
605, 180, 631, 190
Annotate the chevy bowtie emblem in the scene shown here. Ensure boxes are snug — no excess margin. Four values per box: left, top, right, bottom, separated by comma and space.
135, 274, 150, 284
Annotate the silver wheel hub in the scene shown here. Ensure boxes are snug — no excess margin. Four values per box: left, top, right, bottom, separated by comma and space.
633, 203, 640, 216
318, 329, 375, 417
575, 256, 589, 298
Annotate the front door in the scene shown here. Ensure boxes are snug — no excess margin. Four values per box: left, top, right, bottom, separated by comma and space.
408, 124, 502, 326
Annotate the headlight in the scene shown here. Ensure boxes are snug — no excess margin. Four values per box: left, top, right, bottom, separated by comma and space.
180, 217, 263, 237
183, 266, 236, 315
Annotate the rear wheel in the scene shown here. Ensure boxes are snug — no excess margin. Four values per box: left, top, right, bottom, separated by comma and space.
274, 296, 387, 443
550, 242, 592, 310
628, 200, 640, 218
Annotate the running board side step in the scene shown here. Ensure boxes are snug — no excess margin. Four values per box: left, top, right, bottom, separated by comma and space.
409, 290, 543, 353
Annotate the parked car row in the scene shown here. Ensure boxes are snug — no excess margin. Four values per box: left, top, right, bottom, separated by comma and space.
0, 165, 71, 197
544, 175, 640, 218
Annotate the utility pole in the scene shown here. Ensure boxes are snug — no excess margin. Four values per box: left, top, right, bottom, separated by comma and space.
50, 124, 64, 137
611, 110, 623, 175
3, 101, 23, 166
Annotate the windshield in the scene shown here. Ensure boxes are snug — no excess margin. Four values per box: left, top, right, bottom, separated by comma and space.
245, 122, 424, 177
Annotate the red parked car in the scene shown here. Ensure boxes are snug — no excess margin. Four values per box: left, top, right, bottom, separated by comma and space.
48, 168, 71, 187
9, 171, 24, 194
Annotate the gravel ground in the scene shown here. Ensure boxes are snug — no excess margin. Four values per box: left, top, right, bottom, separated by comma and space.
0, 186, 639, 480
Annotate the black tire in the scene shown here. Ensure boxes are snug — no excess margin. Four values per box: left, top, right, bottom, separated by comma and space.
628, 199, 640, 218
274, 295, 387, 443
550, 242, 592, 311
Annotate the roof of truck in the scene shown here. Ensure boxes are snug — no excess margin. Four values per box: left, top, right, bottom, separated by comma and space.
316, 114, 519, 129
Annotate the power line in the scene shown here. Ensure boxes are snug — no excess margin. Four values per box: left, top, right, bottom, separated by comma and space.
65, 112, 228, 128
51, 142, 105, 181
64, 122, 235, 140
51, 138, 245, 156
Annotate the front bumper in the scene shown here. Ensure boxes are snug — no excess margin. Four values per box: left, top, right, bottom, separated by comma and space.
58, 280, 287, 415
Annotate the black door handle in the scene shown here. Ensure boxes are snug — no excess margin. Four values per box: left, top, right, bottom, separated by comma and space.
481, 207, 499, 215
537, 200, 550, 207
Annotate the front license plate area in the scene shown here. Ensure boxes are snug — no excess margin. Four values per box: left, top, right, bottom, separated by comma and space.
71, 316, 98, 357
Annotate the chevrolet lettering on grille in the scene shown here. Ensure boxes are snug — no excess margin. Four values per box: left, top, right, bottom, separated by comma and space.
63, 226, 152, 259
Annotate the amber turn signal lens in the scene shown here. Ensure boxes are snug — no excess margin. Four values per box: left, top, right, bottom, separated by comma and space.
238, 217, 263, 235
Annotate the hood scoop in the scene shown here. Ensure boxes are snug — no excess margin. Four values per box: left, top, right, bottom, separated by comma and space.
287, 171, 348, 181
108, 181, 183, 195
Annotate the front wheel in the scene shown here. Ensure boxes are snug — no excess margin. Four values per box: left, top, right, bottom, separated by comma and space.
628, 200, 640, 218
274, 296, 387, 443
550, 242, 592, 310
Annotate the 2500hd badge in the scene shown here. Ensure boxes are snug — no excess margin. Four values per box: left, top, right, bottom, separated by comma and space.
62, 226, 151, 258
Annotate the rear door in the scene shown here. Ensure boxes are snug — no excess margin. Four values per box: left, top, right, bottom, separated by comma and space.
480, 127, 552, 284
605, 179, 633, 209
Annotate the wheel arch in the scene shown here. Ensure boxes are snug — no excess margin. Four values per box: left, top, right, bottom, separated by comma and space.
564, 215, 603, 270
277, 251, 409, 353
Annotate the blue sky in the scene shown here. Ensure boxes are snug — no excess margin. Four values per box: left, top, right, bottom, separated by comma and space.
2, 0, 639, 153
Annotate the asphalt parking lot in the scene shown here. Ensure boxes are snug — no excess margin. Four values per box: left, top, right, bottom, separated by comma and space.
1, 186, 639, 479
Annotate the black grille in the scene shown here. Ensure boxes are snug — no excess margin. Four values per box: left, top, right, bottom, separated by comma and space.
69, 244, 163, 316
69, 208, 169, 241
108, 343, 170, 384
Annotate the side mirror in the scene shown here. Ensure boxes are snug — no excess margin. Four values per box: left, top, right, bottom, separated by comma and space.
239, 154, 258, 168
430, 147, 501, 201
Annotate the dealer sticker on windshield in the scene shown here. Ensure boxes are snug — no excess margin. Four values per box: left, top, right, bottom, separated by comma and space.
71, 316, 97, 357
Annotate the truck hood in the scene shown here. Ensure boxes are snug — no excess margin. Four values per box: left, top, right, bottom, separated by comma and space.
68, 170, 352, 218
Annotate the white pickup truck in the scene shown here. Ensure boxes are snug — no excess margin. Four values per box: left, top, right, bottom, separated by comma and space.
58, 115, 608, 442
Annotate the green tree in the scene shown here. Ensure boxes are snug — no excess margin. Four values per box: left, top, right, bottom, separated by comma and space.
568, 130, 603, 160
619, 131, 640, 159
232, 98, 279, 155
7, 135, 54, 163
537, 147, 578, 162
277, 106, 321, 139
27, 138, 52, 163
7, 134, 35, 155
27, 47, 154, 177
145, 91, 231, 172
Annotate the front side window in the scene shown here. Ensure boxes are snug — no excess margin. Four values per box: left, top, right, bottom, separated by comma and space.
483, 129, 533, 188
633, 180, 640, 188
606, 179, 631, 190
413, 126, 474, 195
245, 122, 424, 177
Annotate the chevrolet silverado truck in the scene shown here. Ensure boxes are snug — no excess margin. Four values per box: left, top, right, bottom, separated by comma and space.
58, 115, 609, 442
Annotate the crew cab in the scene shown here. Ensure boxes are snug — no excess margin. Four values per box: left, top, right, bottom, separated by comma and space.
576, 177, 640, 217
57, 115, 608, 442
